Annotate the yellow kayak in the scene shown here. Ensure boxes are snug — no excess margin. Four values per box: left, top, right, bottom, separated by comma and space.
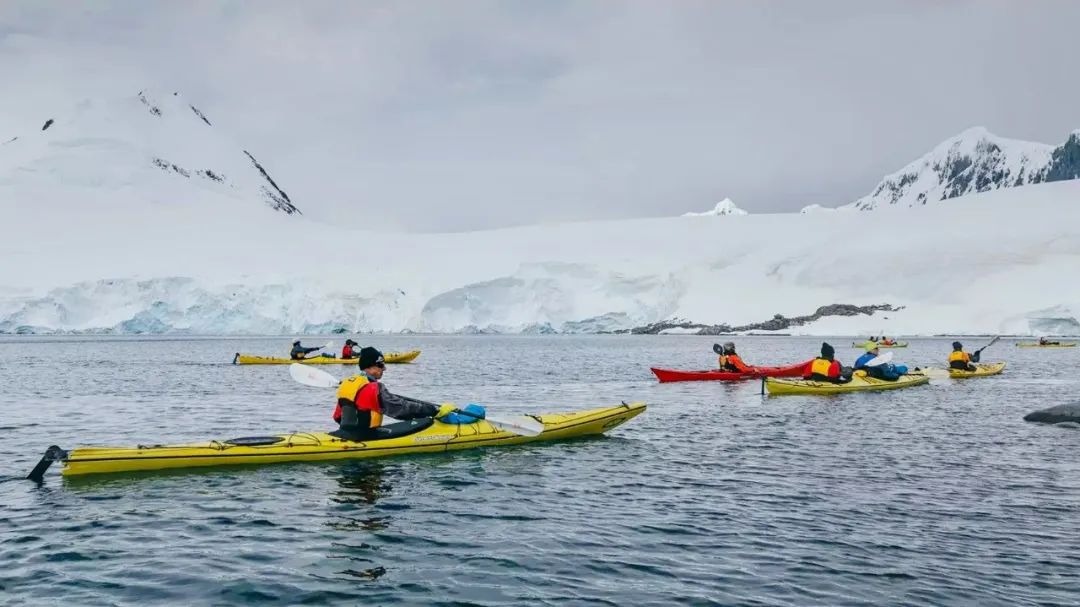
947, 362, 1006, 378
765, 371, 929, 395
1016, 342, 1076, 348
232, 350, 421, 365
39, 403, 646, 478
851, 341, 908, 348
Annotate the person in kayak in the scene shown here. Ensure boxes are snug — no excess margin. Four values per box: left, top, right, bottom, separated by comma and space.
853, 342, 908, 380
340, 339, 359, 359
290, 340, 324, 360
948, 341, 980, 371
333, 347, 482, 439
1038, 337, 1060, 346
714, 342, 751, 372
803, 342, 851, 383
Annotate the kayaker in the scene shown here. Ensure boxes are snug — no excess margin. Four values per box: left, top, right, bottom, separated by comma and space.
333, 347, 483, 439
803, 342, 851, 383
290, 340, 324, 360
1038, 337, 1059, 346
948, 341, 980, 371
340, 339, 359, 359
714, 342, 751, 372
853, 342, 908, 380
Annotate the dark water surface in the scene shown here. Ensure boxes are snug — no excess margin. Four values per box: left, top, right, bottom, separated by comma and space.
1, 335, 1079, 606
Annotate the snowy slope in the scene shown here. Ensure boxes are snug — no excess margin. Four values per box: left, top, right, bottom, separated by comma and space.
2, 177, 1079, 335
841, 127, 1080, 211
682, 198, 749, 216
2, 93, 1079, 336
0, 90, 299, 215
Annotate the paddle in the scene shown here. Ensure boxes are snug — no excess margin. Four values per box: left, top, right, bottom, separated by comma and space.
974, 335, 1000, 356
302, 341, 333, 360
864, 351, 893, 367
288, 363, 543, 437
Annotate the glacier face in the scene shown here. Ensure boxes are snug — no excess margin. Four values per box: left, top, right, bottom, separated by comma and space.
2, 181, 1080, 335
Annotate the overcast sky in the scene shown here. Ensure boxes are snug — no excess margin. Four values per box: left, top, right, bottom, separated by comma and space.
1, 1, 1078, 231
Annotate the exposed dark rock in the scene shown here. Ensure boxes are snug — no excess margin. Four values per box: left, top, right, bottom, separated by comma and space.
41, 119, 54, 131
198, 169, 225, 183
1043, 133, 1080, 182
138, 91, 162, 117
623, 303, 901, 335
151, 157, 190, 178
1023, 402, 1080, 425
189, 104, 212, 126
244, 151, 300, 215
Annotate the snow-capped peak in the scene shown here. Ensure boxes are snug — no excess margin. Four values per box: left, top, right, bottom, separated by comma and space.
836, 126, 1080, 212
682, 198, 748, 217
0, 89, 300, 215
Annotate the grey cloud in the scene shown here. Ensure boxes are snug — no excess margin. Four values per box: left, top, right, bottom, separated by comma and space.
1, 0, 1078, 231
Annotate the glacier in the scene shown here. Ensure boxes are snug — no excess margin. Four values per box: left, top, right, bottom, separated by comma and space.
2, 91, 1079, 336
2, 181, 1080, 336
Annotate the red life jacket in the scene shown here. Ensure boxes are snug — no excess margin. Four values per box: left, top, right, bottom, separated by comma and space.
341, 344, 355, 359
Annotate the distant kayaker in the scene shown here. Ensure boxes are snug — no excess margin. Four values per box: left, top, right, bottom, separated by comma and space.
853, 342, 908, 380
803, 342, 851, 383
948, 341, 980, 371
714, 342, 751, 372
333, 347, 477, 439
340, 339, 359, 359
290, 340, 324, 360
1038, 337, 1059, 346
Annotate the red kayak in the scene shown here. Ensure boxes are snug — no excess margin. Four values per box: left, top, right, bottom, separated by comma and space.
650, 361, 811, 383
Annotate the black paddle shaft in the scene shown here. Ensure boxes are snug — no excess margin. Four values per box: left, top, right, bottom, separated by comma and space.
27, 445, 67, 482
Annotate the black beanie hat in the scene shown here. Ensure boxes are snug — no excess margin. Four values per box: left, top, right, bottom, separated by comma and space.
357, 347, 384, 369
821, 342, 835, 358
952, 341, 963, 351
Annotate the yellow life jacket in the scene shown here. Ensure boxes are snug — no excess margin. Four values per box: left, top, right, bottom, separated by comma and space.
948, 351, 970, 364
809, 358, 833, 377
336, 375, 382, 429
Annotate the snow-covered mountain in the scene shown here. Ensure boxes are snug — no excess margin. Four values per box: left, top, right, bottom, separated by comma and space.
682, 198, 748, 216
2, 94, 1079, 336
0, 90, 299, 215
841, 127, 1080, 211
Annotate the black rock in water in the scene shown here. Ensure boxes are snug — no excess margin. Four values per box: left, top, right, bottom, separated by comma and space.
1023, 403, 1080, 424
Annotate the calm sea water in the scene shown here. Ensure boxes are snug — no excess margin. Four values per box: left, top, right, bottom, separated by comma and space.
1, 335, 1079, 606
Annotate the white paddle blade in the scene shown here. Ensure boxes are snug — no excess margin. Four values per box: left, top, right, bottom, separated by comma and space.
289, 363, 340, 389
865, 351, 894, 367
484, 413, 544, 437
919, 367, 951, 379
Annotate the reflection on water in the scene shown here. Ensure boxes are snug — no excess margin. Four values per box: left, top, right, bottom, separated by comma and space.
326, 462, 394, 581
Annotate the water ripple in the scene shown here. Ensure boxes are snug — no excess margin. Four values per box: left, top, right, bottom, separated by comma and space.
2, 335, 1080, 605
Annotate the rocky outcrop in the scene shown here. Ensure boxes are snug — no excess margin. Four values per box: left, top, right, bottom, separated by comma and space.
623, 303, 901, 335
